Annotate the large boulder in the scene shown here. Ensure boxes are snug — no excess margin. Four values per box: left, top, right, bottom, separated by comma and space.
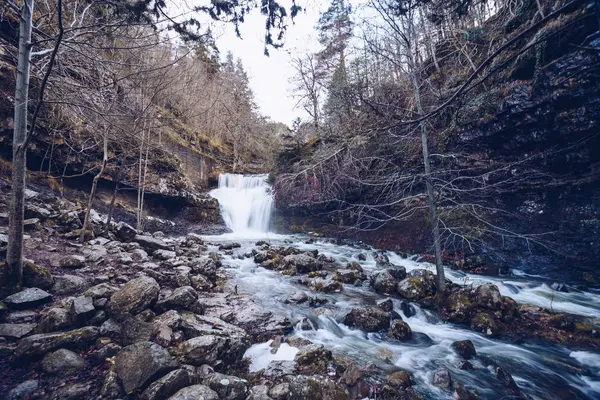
397, 270, 436, 301
388, 319, 412, 341
295, 345, 332, 375
334, 269, 365, 284
52, 275, 88, 295
109, 276, 160, 316
115, 341, 178, 393
37, 307, 71, 333
0, 323, 37, 339
474, 284, 503, 311
42, 349, 85, 375
203, 372, 248, 400
4, 288, 52, 310
116, 222, 138, 242
168, 385, 219, 400
451, 340, 476, 359
141, 368, 194, 400
371, 270, 399, 294
287, 375, 348, 400
22, 261, 54, 289
15, 326, 100, 358
155, 286, 198, 312
134, 235, 171, 252
181, 334, 249, 367
344, 307, 390, 332
470, 312, 498, 337
282, 253, 322, 273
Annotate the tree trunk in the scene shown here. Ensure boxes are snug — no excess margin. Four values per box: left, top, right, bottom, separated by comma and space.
105, 179, 119, 230
4, 0, 34, 291
80, 134, 107, 243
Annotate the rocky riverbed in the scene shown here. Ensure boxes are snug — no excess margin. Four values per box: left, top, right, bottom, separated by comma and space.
0, 184, 599, 399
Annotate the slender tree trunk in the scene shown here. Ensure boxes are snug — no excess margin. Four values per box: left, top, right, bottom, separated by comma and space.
136, 121, 145, 231
139, 130, 150, 232
80, 134, 107, 243
407, 40, 446, 298
4, 0, 34, 291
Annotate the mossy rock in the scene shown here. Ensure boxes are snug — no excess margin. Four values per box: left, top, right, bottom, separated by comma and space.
22, 260, 54, 289
471, 312, 499, 337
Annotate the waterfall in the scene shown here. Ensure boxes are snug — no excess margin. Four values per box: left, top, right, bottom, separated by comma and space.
209, 173, 274, 235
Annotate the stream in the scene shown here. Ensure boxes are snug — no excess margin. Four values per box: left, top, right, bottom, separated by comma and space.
208, 173, 600, 399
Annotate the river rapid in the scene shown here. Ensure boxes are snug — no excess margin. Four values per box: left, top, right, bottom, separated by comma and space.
207, 173, 600, 400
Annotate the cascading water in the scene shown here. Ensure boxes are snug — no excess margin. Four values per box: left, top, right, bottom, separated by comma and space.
209, 173, 274, 235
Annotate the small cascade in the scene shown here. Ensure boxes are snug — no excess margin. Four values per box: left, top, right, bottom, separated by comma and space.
209, 173, 274, 234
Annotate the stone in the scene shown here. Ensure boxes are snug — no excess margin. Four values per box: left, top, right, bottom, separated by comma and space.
344, 307, 390, 332
100, 367, 124, 398
247, 385, 272, 400
37, 307, 71, 333
15, 326, 100, 358
155, 286, 198, 312
219, 242, 241, 250
334, 269, 365, 284
42, 348, 85, 375
50, 382, 90, 400
181, 334, 249, 366
474, 284, 503, 311
22, 261, 54, 289
287, 375, 348, 400
453, 383, 480, 400
70, 296, 96, 324
52, 274, 88, 295
311, 279, 344, 293
470, 312, 498, 337
190, 274, 213, 291
400, 301, 416, 318
115, 341, 177, 393
59, 255, 86, 269
282, 253, 322, 273
286, 291, 309, 304
189, 258, 218, 280
397, 271, 435, 301
4, 288, 52, 309
371, 270, 398, 294
141, 368, 193, 400
495, 367, 520, 392
116, 222, 137, 242
154, 249, 177, 260
387, 370, 414, 389
295, 345, 332, 374
376, 298, 394, 312
131, 248, 150, 262
168, 385, 219, 400
446, 290, 474, 323
203, 372, 248, 400
109, 276, 160, 316
0, 323, 36, 339
134, 235, 171, 252
432, 368, 452, 389
23, 218, 41, 231
83, 283, 118, 299
451, 340, 476, 359
6, 380, 39, 400
388, 319, 412, 341
269, 383, 290, 400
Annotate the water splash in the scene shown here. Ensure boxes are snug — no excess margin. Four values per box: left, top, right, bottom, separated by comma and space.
209, 173, 274, 235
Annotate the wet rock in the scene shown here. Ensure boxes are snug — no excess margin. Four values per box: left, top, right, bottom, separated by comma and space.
387, 370, 414, 389
52, 274, 88, 295
356, 253, 367, 261
344, 307, 390, 332
286, 291, 309, 304
181, 334, 249, 366
154, 249, 177, 260
70, 296, 95, 324
282, 253, 322, 273
377, 298, 394, 312
432, 368, 452, 389
155, 286, 198, 312
334, 269, 365, 284
59, 255, 86, 269
42, 348, 85, 375
108, 276, 160, 316
141, 368, 193, 400
295, 344, 332, 374
190, 274, 213, 291
470, 312, 498, 337
371, 270, 399, 294
189, 258, 219, 280
37, 307, 71, 333
269, 383, 290, 400
400, 301, 416, 318
219, 242, 241, 250
100, 318, 122, 338
15, 326, 100, 358
115, 341, 177, 393
451, 340, 476, 359
474, 284, 503, 311
550, 283, 569, 293
495, 366, 520, 392
311, 279, 344, 293
0, 323, 37, 339
389, 320, 412, 341
287, 375, 348, 400
6, 380, 39, 400
247, 385, 272, 400
397, 271, 435, 301
446, 290, 473, 323
203, 372, 248, 400
453, 383, 480, 400
501, 297, 519, 323
548, 313, 575, 331
168, 385, 219, 400
135, 235, 171, 252
22, 261, 54, 289
120, 314, 153, 345
116, 222, 137, 242
4, 288, 52, 310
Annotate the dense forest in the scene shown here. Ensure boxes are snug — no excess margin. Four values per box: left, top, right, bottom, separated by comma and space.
0, 0, 599, 399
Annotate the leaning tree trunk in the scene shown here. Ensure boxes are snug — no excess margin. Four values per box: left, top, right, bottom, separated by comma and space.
4, 0, 34, 291
80, 134, 107, 243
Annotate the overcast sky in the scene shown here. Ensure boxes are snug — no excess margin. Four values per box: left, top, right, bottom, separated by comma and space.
210, 0, 328, 126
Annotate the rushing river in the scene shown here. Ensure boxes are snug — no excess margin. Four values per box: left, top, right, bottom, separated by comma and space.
207, 174, 600, 399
